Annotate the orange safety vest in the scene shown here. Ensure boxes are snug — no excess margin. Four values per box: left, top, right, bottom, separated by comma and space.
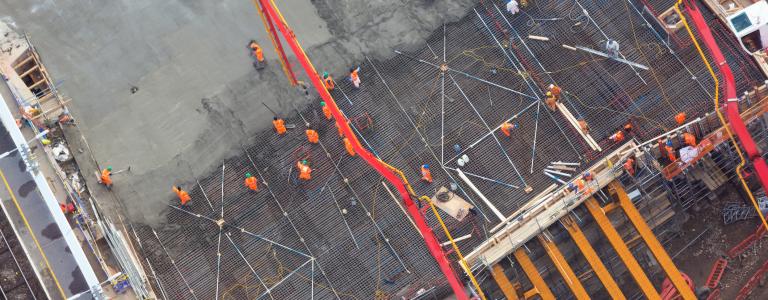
322, 105, 332, 120
675, 112, 686, 125
623, 158, 636, 176
350, 69, 360, 84
421, 166, 433, 183
500, 122, 513, 137
335, 122, 344, 137
343, 138, 356, 156
175, 188, 191, 205
683, 133, 696, 147
665, 145, 676, 161
545, 96, 557, 110
324, 77, 335, 91
273, 119, 286, 135
101, 169, 112, 186
297, 162, 312, 180
550, 85, 561, 98
244, 177, 258, 191
611, 131, 624, 142
306, 129, 319, 144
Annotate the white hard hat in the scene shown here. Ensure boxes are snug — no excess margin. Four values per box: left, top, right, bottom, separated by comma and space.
548, 84, 554, 89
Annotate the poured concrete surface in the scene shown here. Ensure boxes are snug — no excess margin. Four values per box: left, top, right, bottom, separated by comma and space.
0, 0, 475, 224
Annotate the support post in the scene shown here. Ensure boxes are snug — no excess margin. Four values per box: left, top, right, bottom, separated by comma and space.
490, 264, 519, 300
562, 215, 625, 299
513, 248, 555, 300
611, 182, 696, 300
537, 235, 590, 299
585, 197, 659, 299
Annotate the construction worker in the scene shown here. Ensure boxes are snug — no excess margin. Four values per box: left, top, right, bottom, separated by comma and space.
273, 117, 287, 135
545, 91, 558, 111
683, 132, 697, 147
605, 39, 620, 58
548, 84, 561, 99
623, 121, 633, 133
343, 137, 356, 157
297, 160, 312, 181
582, 171, 593, 182
349, 66, 361, 88
421, 164, 433, 183
664, 140, 677, 162
624, 155, 636, 176
335, 122, 344, 137
609, 130, 625, 143
248, 40, 265, 70
320, 101, 333, 120
101, 167, 113, 189
323, 72, 335, 91
174, 186, 191, 207
675, 112, 686, 126
577, 119, 589, 133
244, 173, 258, 192
306, 126, 319, 144
500, 121, 517, 137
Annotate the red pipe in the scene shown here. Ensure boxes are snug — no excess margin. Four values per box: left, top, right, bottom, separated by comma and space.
257, 1, 468, 298
683, 2, 768, 192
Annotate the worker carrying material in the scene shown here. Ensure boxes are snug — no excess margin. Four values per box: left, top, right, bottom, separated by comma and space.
577, 119, 589, 133
174, 186, 191, 207
100, 167, 113, 189
244, 173, 259, 192
248, 40, 265, 70
297, 160, 312, 181
659, 139, 676, 162
675, 112, 686, 125
306, 127, 319, 144
421, 164, 433, 183
273, 117, 287, 135
321, 101, 332, 120
349, 66, 361, 88
605, 39, 620, 58
343, 137, 356, 157
506, 0, 520, 15
500, 121, 517, 137
545, 91, 558, 111
323, 72, 335, 91
683, 132, 697, 147
609, 130, 625, 143
548, 84, 561, 99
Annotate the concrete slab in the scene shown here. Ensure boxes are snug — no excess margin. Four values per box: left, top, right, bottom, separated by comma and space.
0, 0, 475, 224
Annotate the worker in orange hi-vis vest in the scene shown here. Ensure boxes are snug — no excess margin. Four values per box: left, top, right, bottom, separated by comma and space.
100, 166, 113, 188
665, 140, 677, 161
306, 126, 319, 144
335, 122, 344, 137
609, 130, 625, 143
349, 66, 361, 88
248, 40, 265, 70
577, 119, 589, 133
675, 112, 686, 126
548, 84, 561, 99
545, 91, 558, 111
297, 160, 312, 181
323, 72, 335, 91
624, 156, 636, 176
321, 101, 332, 120
421, 164, 433, 183
500, 121, 517, 137
343, 137, 356, 157
244, 173, 258, 192
273, 117, 286, 135
174, 186, 191, 207
683, 132, 697, 147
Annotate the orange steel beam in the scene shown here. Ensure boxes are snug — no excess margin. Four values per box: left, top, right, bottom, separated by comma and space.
513, 248, 556, 300
491, 264, 519, 300
611, 182, 696, 300
584, 197, 660, 299
562, 215, 626, 300
537, 235, 590, 299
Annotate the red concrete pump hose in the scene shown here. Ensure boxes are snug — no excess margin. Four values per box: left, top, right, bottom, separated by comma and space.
258, 1, 468, 298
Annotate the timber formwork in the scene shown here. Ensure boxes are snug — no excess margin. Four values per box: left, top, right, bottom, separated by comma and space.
134, 0, 766, 299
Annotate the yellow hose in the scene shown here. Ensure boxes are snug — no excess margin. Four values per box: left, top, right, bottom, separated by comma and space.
675, 2, 768, 232
419, 196, 487, 300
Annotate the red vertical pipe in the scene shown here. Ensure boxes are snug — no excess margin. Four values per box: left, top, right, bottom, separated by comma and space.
683, 2, 768, 192
260, 2, 298, 85
257, 1, 469, 298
